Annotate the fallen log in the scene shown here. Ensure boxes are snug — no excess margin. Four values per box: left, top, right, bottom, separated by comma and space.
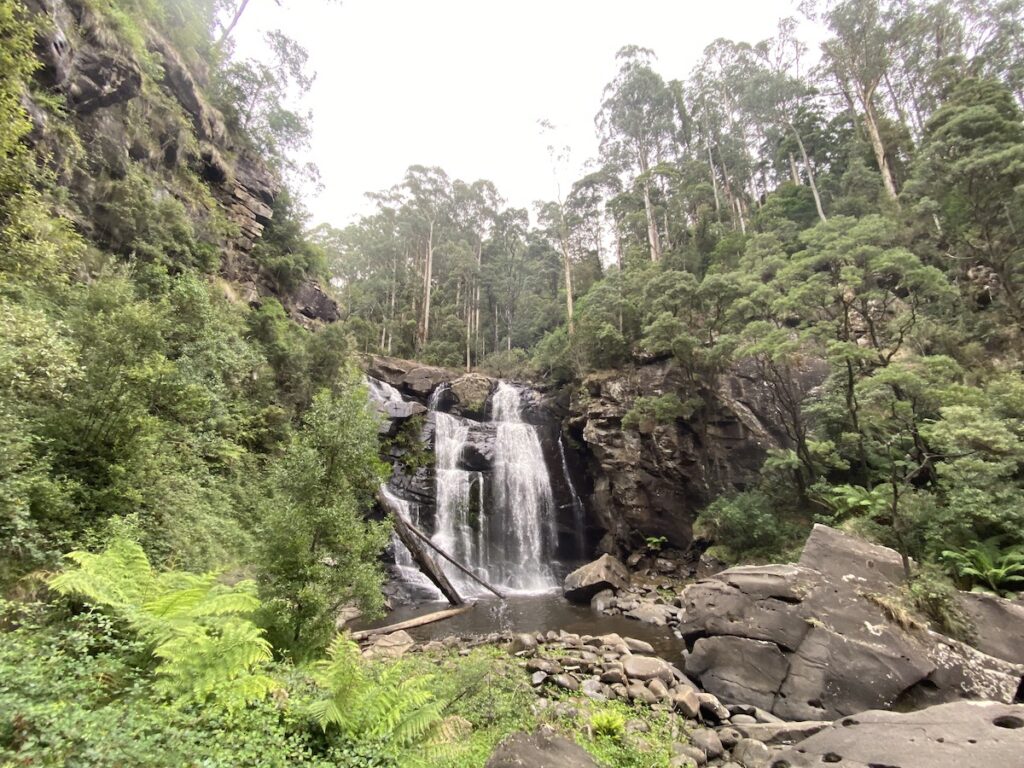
403, 520, 506, 599
378, 488, 464, 606
349, 605, 474, 641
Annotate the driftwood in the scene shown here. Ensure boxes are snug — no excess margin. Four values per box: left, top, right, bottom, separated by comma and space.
387, 501, 464, 606
403, 520, 506, 599
349, 605, 473, 641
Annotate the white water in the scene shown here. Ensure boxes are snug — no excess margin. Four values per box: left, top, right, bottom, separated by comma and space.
426, 382, 559, 595
490, 382, 558, 591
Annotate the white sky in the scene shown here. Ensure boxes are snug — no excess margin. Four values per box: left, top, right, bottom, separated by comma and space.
234, 0, 805, 228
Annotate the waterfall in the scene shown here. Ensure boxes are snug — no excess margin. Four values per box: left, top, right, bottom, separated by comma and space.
490, 382, 558, 591
426, 381, 559, 595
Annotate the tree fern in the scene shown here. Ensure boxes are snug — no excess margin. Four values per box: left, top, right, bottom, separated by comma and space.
50, 533, 274, 711
943, 536, 1024, 596
311, 633, 445, 758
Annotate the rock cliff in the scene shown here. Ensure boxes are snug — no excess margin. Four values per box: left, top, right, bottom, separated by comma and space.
567, 357, 827, 551
22, 0, 336, 324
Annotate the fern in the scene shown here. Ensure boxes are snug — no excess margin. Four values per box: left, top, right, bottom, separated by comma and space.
49, 534, 274, 711
943, 536, 1024, 596
311, 634, 445, 758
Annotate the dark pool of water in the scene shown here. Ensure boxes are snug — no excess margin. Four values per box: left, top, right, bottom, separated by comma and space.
353, 592, 686, 662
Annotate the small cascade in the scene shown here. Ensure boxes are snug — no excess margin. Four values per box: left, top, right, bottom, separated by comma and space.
558, 434, 587, 557
430, 389, 486, 590
379, 486, 442, 600
490, 382, 558, 591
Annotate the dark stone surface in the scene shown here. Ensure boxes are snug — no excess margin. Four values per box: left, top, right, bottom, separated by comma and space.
770, 701, 1024, 768
687, 636, 790, 712
485, 727, 600, 768
680, 527, 1024, 720
571, 358, 827, 550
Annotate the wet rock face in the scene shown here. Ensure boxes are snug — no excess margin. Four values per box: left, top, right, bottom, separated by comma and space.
570, 358, 827, 549
678, 526, 1024, 721
770, 701, 1024, 768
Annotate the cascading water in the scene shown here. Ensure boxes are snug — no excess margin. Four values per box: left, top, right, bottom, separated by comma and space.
426, 381, 559, 594
489, 382, 558, 591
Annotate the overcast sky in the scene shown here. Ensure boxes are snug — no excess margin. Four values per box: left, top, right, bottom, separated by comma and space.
234, 0, 806, 228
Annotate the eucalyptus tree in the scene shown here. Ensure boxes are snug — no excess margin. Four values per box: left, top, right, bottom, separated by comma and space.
747, 19, 828, 222
818, 0, 902, 203
597, 46, 676, 262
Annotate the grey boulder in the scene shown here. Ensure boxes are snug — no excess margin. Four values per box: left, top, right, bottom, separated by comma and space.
563, 554, 630, 603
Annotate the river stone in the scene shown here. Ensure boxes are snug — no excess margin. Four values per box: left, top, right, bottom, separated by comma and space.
581, 678, 606, 700
624, 637, 655, 653
551, 674, 579, 692
674, 744, 706, 766
531, 671, 548, 686
563, 554, 630, 603
623, 655, 674, 684
625, 602, 674, 626
698, 692, 731, 722
485, 726, 600, 768
600, 668, 626, 685
686, 636, 789, 712
771, 701, 1024, 768
717, 727, 742, 748
731, 738, 771, 768
689, 727, 724, 758
671, 687, 700, 718
798, 522, 906, 591
647, 678, 670, 700
448, 372, 494, 418
731, 715, 757, 725
627, 682, 658, 705
526, 658, 562, 675
511, 633, 538, 655
362, 630, 415, 659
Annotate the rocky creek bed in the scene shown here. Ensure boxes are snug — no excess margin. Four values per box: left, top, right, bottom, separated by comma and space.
354, 524, 1024, 767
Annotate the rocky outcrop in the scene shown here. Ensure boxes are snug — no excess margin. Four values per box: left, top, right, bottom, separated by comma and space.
771, 701, 1024, 768
485, 727, 599, 768
569, 358, 827, 549
563, 555, 631, 603
958, 592, 1024, 666
678, 526, 1024, 721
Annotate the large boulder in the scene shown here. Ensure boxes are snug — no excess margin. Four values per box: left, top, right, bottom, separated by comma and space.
679, 526, 1024, 720
772, 701, 1024, 767
485, 727, 600, 768
449, 373, 495, 419
563, 554, 630, 603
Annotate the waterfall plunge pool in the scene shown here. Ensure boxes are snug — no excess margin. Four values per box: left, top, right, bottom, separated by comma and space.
351, 593, 686, 662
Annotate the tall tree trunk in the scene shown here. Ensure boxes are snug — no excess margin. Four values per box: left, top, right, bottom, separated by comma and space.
789, 152, 801, 185
706, 142, 722, 220
790, 125, 827, 223
640, 175, 662, 262
419, 219, 434, 351
216, 0, 252, 47
559, 210, 575, 335
859, 84, 900, 204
